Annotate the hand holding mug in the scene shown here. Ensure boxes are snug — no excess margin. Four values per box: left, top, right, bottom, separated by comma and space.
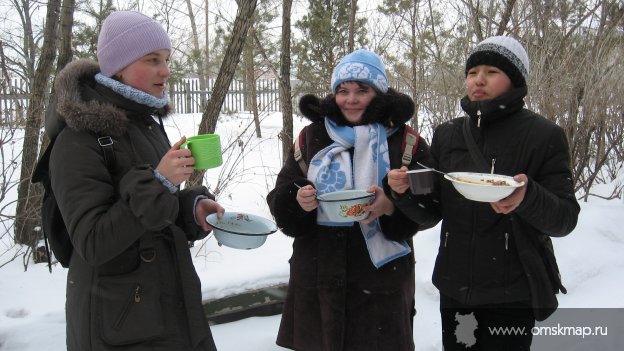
387, 166, 410, 194
156, 137, 195, 186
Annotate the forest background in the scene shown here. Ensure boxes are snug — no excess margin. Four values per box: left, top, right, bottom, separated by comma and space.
0, 0, 622, 268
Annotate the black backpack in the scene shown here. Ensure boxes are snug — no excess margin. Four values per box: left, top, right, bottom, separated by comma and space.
32, 134, 115, 272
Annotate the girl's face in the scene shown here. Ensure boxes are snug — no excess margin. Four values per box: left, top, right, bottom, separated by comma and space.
116, 49, 171, 98
335, 82, 377, 125
465, 65, 513, 101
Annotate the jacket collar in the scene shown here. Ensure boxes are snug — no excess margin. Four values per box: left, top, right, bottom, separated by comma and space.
47, 59, 171, 139
460, 86, 527, 127
298, 87, 415, 128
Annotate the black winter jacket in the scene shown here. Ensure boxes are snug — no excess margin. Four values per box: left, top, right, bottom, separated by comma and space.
267, 90, 440, 350
398, 87, 579, 319
47, 59, 216, 350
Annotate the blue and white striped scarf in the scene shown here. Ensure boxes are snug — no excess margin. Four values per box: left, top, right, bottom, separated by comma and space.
307, 117, 411, 268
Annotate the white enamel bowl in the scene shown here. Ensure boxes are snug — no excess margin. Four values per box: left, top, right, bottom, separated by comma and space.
444, 172, 524, 202
316, 189, 375, 222
206, 212, 278, 249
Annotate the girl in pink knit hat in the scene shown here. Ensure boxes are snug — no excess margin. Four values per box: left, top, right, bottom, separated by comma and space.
42, 11, 222, 351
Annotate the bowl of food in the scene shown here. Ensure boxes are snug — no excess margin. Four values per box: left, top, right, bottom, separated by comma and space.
444, 172, 524, 202
316, 189, 374, 222
205, 212, 278, 249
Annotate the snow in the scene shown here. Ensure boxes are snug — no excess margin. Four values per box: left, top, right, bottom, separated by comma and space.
1, 111, 623, 350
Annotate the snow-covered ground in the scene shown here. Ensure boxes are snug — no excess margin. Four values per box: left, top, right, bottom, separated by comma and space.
1, 112, 622, 350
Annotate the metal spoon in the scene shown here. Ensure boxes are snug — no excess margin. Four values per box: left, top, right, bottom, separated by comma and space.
416, 162, 459, 181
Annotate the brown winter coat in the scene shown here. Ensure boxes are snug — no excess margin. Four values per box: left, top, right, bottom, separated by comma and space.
267, 91, 441, 351
47, 59, 216, 351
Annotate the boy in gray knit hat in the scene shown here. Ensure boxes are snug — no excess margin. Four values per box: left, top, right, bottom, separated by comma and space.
465, 35, 530, 88
386, 35, 579, 350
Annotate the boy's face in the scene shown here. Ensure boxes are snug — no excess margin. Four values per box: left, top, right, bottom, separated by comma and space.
116, 49, 171, 98
465, 65, 513, 101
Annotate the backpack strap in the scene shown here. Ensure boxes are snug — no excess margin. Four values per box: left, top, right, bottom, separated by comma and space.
293, 128, 308, 176
401, 125, 420, 167
97, 136, 116, 170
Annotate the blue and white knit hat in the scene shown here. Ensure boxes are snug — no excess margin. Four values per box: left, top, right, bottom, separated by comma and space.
97, 11, 171, 77
331, 49, 388, 93
465, 36, 530, 87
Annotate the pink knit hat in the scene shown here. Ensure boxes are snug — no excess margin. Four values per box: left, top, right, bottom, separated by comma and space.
97, 11, 171, 77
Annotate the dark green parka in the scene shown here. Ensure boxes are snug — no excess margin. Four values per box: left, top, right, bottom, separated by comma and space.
47, 59, 216, 351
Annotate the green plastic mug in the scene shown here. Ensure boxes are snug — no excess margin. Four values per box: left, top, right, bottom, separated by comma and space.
181, 134, 223, 169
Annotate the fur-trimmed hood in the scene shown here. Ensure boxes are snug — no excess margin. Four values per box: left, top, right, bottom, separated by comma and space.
46, 58, 171, 139
298, 87, 415, 127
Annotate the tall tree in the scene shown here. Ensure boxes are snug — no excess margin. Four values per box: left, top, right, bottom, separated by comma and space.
205, 0, 211, 79
72, 0, 114, 59
188, 0, 258, 187
184, 0, 208, 109
293, 0, 368, 92
348, 0, 357, 52
242, 0, 280, 139
244, 25, 261, 137
15, 0, 61, 246
279, 0, 294, 164
55, 0, 76, 74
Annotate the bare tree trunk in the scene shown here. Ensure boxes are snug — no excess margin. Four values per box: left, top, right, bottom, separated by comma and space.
56, 0, 75, 74
205, 0, 210, 79
279, 0, 294, 165
348, 0, 357, 52
185, 0, 208, 109
188, 0, 257, 187
409, 0, 419, 131
244, 26, 261, 138
15, 0, 61, 246
468, 0, 484, 41
42, 0, 75, 153
496, 0, 517, 35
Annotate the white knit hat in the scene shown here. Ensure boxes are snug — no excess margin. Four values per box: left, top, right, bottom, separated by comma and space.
465, 36, 530, 87
97, 11, 171, 77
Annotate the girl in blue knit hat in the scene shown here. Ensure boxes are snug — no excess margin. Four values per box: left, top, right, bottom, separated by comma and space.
267, 49, 439, 350
387, 36, 579, 350
43, 11, 222, 351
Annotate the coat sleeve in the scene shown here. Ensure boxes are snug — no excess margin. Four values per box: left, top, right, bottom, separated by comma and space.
177, 185, 214, 241
51, 130, 179, 266
515, 125, 580, 237
381, 135, 442, 240
266, 136, 318, 238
